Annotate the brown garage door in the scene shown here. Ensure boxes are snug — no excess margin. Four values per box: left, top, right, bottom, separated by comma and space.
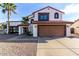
38, 25, 66, 37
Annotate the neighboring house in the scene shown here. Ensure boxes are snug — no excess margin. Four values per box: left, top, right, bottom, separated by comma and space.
18, 24, 28, 35
18, 6, 73, 37
6, 21, 21, 34
70, 19, 79, 34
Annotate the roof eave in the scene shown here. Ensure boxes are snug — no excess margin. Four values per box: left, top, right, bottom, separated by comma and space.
32, 6, 64, 14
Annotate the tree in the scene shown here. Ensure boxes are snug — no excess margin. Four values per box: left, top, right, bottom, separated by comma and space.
0, 3, 16, 34
21, 17, 29, 24
2, 24, 7, 29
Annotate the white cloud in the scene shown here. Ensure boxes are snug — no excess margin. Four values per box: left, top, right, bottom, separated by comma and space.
62, 4, 79, 14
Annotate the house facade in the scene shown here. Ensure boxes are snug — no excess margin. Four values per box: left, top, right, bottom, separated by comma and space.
18, 6, 73, 37
6, 21, 21, 34
70, 19, 79, 34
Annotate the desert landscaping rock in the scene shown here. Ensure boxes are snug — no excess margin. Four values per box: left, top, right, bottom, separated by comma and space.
0, 43, 37, 56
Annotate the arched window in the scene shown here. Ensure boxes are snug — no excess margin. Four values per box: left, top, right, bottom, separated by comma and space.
54, 12, 59, 19
70, 28, 74, 34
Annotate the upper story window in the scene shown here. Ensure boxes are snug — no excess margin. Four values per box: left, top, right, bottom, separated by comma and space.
54, 12, 59, 19
38, 13, 49, 21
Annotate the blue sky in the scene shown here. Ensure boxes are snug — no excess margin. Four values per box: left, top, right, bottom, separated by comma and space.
0, 3, 79, 23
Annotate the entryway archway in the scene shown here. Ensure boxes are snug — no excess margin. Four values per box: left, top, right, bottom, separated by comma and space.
70, 28, 75, 34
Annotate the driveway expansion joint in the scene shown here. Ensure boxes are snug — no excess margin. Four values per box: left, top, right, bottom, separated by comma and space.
56, 40, 79, 56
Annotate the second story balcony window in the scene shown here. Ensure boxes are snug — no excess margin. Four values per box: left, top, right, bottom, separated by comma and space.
38, 13, 49, 21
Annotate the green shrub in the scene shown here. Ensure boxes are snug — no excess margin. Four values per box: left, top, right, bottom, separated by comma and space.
26, 31, 33, 36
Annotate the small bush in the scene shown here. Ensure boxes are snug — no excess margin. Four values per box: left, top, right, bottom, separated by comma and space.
26, 31, 33, 36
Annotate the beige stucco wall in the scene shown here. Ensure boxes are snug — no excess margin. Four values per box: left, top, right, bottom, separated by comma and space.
33, 7, 63, 21
70, 20, 79, 34
9, 21, 21, 26
32, 24, 37, 37
28, 7, 64, 37
6, 21, 21, 34
6, 21, 21, 26
28, 15, 34, 24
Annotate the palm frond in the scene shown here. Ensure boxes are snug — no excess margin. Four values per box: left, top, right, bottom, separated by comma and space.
0, 4, 2, 8
0, 4, 1, 6
1, 3, 16, 13
12, 10, 16, 14
0, 4, 4, 8
21, 17, 29, 24
2, 9, 6, 13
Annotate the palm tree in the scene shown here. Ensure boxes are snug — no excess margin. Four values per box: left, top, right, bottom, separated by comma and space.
0, 3, 16, 34
21, 17, 29, 24
21, 17, 33, 35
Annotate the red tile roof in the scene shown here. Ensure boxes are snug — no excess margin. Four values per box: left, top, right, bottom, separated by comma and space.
32, 21, 73, 25
18, 24, 28, 26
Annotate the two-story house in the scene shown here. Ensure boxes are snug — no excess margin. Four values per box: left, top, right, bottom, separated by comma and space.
18, 6, 73, 37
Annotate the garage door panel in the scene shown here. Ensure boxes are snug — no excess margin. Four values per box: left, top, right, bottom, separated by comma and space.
38, 25, 65, 37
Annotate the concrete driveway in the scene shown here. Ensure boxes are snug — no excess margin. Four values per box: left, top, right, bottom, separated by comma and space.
37, 37, 79, 56
0, 35, 79, 56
